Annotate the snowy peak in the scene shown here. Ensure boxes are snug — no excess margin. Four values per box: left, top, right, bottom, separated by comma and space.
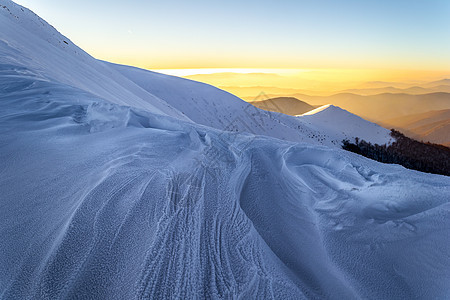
301, 104, 343, 116
298, 104, 393, 146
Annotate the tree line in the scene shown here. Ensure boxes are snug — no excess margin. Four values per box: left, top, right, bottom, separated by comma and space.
342, 129, 450, 176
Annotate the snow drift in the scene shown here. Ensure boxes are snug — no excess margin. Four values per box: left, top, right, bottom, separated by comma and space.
1, 1, 450, 299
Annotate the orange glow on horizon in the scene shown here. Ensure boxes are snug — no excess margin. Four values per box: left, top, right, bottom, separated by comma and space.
151, 68, 449, 89
143, 68, 450, 101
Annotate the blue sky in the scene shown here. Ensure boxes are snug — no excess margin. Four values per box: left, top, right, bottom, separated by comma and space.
13, 0, 450, 70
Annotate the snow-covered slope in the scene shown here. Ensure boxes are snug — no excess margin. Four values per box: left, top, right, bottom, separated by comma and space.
299, 104, 394, 145
0, 0, 187, 119
1, 1, 450, 299
2, 75, 450, 299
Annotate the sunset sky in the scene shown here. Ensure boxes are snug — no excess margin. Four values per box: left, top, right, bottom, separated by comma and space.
13, 0, 450, 73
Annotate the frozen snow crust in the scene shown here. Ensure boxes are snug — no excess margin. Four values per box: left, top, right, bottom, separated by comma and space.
1, 1, 450, 299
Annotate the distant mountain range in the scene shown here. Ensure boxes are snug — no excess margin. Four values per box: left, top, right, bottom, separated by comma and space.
422, 79, 450, 88
257, 92, 450, 121
224, 82, 450, 99
247, 79, 450, 147
352, 79, 450, 89
255, 96, 450, 146
382, 109, 450, 146
340, 85, 450, 96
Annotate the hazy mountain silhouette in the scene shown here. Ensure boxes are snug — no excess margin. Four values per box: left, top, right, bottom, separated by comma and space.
340, 85, 450, 95
382, 109, 450, 146
422, 79, 450, 88
251, 97, 317, 115
222, 78, 450, 101
229, 85, 450, 99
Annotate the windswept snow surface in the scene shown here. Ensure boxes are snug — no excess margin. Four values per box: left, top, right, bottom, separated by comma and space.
1, 1, 450, 299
